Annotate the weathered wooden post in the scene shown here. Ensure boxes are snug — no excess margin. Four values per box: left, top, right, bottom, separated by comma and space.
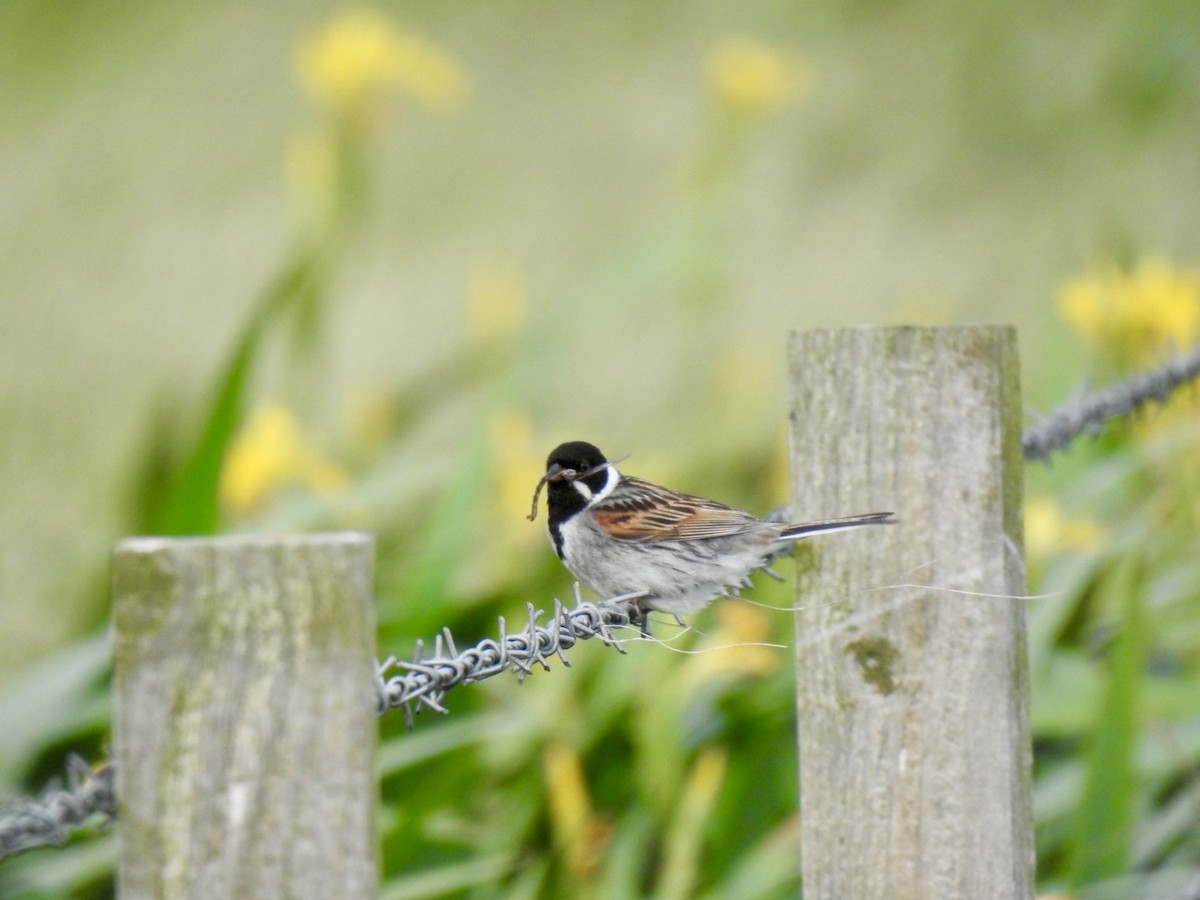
789, 325, 1034, 899
112, 533, 378, 899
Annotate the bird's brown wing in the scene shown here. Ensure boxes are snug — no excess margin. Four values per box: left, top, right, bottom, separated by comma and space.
591, 477, 762, 541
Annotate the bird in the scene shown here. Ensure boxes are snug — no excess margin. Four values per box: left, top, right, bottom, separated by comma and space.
528, 440, 894, 626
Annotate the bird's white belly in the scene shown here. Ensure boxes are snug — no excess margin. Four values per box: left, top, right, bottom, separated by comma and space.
554, 515, 776, 616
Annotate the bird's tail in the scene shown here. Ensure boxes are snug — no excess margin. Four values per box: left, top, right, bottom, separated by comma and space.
780, 511, 895, 540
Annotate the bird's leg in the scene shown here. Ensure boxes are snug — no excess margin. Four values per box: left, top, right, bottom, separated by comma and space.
631, 601, 651, 636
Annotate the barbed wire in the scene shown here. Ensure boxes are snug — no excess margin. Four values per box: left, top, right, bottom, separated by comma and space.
0, 757, 115, 862
1021, 343, 1200, 461
375, 589, 644, 725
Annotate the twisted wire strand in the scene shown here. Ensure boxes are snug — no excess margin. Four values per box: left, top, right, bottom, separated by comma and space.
1021, 343, 1200, 461
0, 757, 115, 861
375, 589, 644, 726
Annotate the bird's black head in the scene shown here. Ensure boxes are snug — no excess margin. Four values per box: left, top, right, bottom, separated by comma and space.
536, 440, 617, 526
545, 441, 607, 476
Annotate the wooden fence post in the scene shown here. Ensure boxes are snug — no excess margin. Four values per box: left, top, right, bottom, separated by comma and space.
789, 325, 1034, 899
112, 532, 378, 899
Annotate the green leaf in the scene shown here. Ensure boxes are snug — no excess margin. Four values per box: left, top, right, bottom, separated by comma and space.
0, 831, 114, 898
150, 250, 323, 535
703, 815, 800, 900
1031, 649, 1102, 738
0, 633, 111, 787
377, 712, 527, 779
656, 747, 727, 900
1069, 558, 1145, 887
379, 852, 515, 900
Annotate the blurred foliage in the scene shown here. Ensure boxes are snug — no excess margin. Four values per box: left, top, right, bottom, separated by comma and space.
1026, 254, 1200, 896
1, 1, 1199, 898
1058, 257, 1200, 372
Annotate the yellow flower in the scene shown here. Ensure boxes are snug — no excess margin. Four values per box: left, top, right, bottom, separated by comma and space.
707, 36, 811, 114
543, 742, 611, 877
466, 259, 527, 347
295, 8, 471, 120
221, 404, 348, 515
1058, 256, 1200, 364
1024, 497, 1106, 561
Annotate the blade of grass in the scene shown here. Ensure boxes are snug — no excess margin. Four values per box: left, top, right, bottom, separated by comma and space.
0, 831, 115, 898
377, 711, 529, 779
150, 248, 324, 535
1069, 557, 1145, 887
596, 809, 653, 899
655, 746, 728, 900
702, 815, 800, 900
379, 852, 515, 900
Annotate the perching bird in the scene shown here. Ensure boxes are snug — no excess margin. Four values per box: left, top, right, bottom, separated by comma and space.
528, 440, 894, 624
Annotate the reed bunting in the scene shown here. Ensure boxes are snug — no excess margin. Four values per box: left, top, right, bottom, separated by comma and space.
529, 440, 894, 624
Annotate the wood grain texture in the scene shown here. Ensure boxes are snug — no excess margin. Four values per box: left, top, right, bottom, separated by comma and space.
789, 326, 1034, 900
112, 533, 378, 900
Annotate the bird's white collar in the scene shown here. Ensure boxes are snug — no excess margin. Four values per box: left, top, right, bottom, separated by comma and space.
571, 464, 619, 506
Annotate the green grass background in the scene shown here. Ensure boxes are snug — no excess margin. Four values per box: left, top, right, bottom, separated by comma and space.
1, 0, 1199, 896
